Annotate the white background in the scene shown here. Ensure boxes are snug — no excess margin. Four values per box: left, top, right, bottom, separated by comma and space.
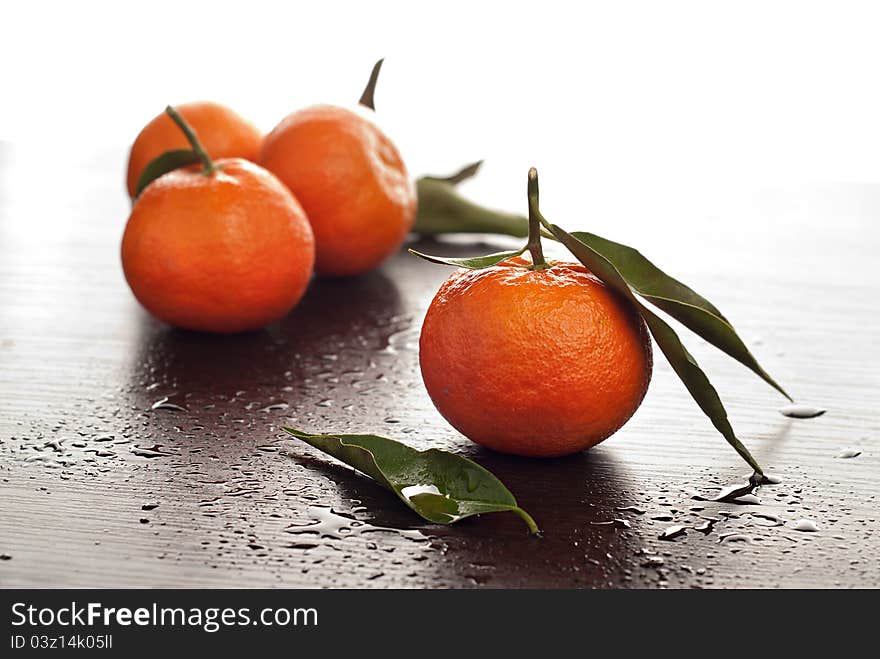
3, 0, 880, 229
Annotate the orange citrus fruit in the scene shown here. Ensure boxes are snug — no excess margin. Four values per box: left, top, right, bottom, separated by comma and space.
126, 101, 262, 198
122, 108, 314, 334
260, 101, 416, 276
419, 256, 652, 457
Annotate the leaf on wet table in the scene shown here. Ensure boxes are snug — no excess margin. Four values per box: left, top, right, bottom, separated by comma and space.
545, 223, 765, 475
408, 246, 525, 269
569, 231, 791, 401
282, 428, 539, 534
134, 148, 200, 198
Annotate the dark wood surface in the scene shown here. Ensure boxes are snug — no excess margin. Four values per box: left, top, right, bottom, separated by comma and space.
1, 144, 877, 588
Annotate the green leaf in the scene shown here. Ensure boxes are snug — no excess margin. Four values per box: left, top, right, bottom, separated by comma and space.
570, 231, 791, 402
282, 428, 539, 533
133, 148, 200, 198
422, 160, 484, 185
408, 246, 525, 269
414, 176, 531, 237
546, 224, 764, 476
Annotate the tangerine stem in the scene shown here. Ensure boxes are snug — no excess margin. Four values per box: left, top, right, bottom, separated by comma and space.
526, 168, 550, 270
165, 105, 216, 176
358, 58, 384, 111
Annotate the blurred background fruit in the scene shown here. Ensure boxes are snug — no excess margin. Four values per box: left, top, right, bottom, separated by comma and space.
260, 63, 416, 277
126, 101, 262, 199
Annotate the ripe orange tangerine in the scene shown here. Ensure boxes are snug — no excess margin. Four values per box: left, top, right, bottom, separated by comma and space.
419, 256, 652, 457
259, 61, 416, 276
121, 107, 314, 333
417, 168, 652, 457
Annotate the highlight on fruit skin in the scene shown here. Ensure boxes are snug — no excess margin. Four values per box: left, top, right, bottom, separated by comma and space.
121, 107, 315, 334
126, 101, 262, 199
419, 256, 653, 457
259, 60, 417, 277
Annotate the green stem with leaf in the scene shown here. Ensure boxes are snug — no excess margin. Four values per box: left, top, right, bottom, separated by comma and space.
410, 163, 801, 474
164, 105, 216, 176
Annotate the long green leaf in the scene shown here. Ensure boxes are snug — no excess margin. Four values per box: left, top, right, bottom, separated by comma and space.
133, 148, 200, 198
413, 177, 531, 237
570, 231, 790, 401
408, 246, 525, 269
283, 428, 539, 533
546, 224, 764, 476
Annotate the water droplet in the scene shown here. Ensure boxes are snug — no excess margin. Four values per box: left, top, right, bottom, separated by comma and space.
380, 325, 419, 355
287, 541, 319, 550
835, 449, 861, 459
464, 469, 481, 493
650, 513, 674, 521
750, 512, 784, 527
792, 519, 819, 532
25, 454, 61, 466
590, 519, 632, 529
285, 506, 426, 543
779, 404, 825, 419
130, 446, 171, 458
659, 525, 687, 540
151, 397, 187, 412
719, 533, 753, 544
640, 556, 665, 568
401, 484, 441, 500
258, 403, 289, 413
693, 478, 761, 504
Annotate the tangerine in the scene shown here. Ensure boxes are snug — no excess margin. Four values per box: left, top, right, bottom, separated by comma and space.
121, 107, 314, 333
259, 61, 416, 276
126, 101, 262, 198
418, 169, 652, 457
420, 257, 652, 457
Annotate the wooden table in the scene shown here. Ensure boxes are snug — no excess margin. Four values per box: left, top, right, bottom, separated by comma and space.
1, 143, 877, 588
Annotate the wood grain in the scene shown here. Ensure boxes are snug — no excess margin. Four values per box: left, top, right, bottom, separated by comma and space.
0, 144, 877, 588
